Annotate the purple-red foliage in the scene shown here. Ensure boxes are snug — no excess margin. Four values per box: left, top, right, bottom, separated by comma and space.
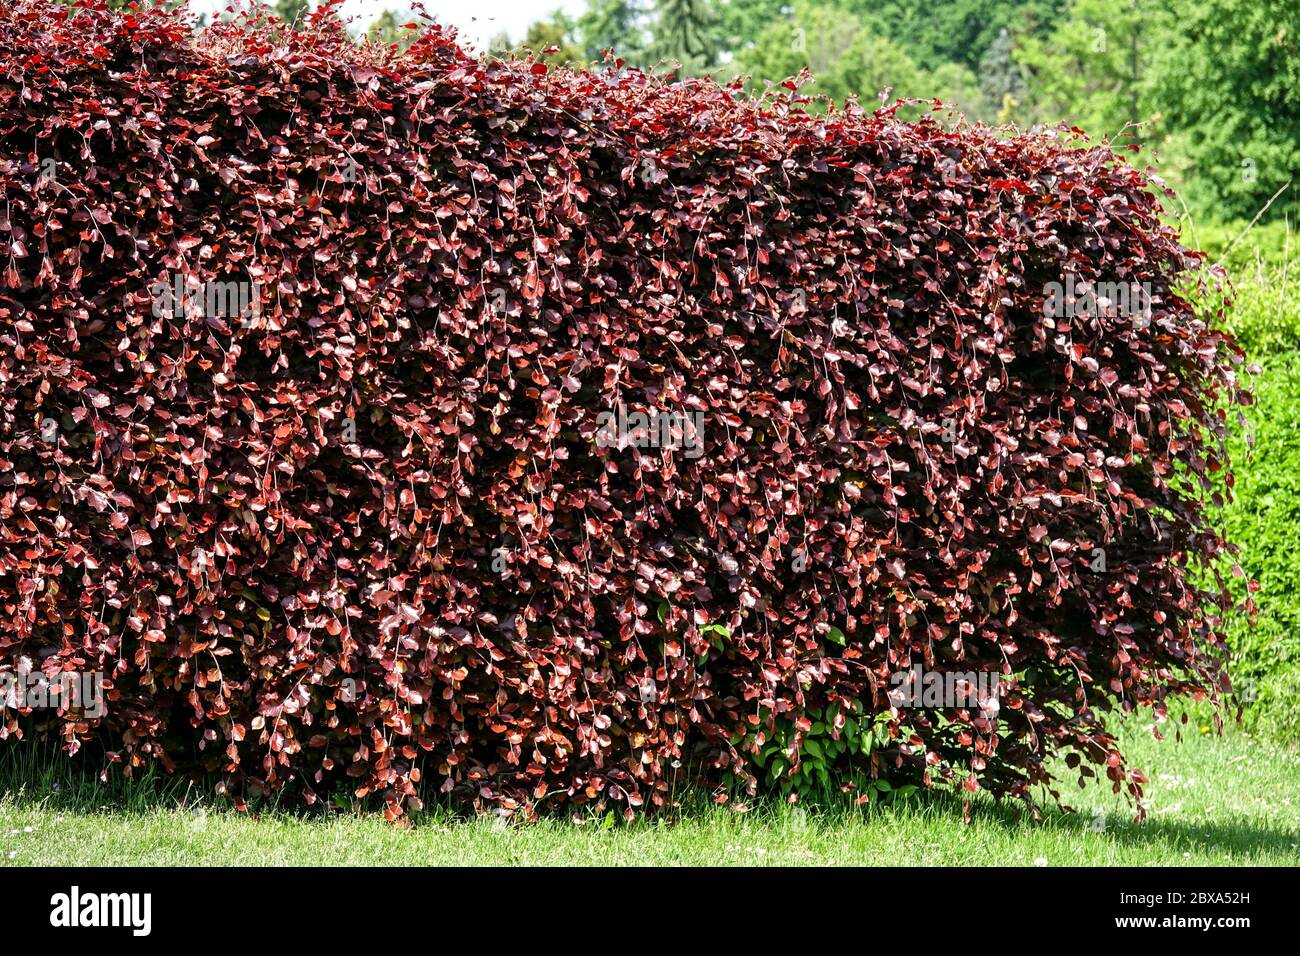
0, 1, 1251, 819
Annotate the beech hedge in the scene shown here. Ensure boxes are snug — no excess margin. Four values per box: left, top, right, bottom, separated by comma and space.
0, 1, 1253, 818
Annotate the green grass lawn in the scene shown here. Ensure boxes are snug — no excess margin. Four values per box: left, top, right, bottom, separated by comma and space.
1, 718, 1297, 866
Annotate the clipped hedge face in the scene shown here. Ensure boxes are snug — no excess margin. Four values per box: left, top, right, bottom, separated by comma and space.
0, 1, 1252, 818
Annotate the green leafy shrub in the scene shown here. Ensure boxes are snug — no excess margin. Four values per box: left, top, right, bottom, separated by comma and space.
1186, 242, 1300, 746
1191, 220, 1296, 276
1220, 271, 1300, 358
1221, 349, 1300, 744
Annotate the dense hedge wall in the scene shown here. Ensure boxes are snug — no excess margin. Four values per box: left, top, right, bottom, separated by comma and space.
1222, 340, 1294, 743
0, 2, 1251, 818
1185, 225, 1300, 745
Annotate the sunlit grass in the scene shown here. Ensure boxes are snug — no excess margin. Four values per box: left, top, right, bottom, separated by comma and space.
1, 717, 1296, 866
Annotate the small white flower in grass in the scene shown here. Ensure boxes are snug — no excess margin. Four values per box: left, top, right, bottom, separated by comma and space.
6, 851, 15, 860
1033, 856, 1048, 867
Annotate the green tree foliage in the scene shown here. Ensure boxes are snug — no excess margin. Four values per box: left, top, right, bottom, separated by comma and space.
716, 0, 787, 58
1152, 0, 1300, 220
651, 0, 724, 72
1012, 0, 1168, 141
506, 13, 587, 66
367, 9, 419, 49
928, 60, 986, 120
577, 0, 649, 62
732, 4, 917, 102
733, 3, 984, 116
272, 0, 311, 25
978, 27, 1027, 124
848, 0, 1063, 69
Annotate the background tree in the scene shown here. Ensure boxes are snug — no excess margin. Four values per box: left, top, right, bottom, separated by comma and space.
978, 27, 1028, 124
716, 0, 786, 63
850, 0, 1063, 70
1152, 0, 1300, 220
367, 9, 421, 49
577, 0, 649, 63
733, 3, 983, 116
651, 0, 724, 73
272, 0, 311, 25
511, 12, 587, 66
1013, 0, 1167, 142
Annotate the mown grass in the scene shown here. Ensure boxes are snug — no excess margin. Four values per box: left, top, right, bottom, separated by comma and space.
1, 717, 1296, 866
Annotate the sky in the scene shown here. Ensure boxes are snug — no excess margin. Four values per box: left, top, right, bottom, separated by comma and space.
189, 1, 588, 51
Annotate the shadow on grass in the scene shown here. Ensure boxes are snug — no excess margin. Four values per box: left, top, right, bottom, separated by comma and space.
924, 788, 1300, 861
2, 739, 1295, 864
